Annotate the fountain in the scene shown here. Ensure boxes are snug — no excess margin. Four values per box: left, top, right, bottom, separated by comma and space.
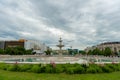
56, 37, 64, 56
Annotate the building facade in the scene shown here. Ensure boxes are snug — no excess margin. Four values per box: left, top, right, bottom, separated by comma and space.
5, 41, 24, 49
24, 40, 47, 54
85, 42, 120, 54
0, 39, 47, 54
0, 40, 24, 49
0, 41, 5, 49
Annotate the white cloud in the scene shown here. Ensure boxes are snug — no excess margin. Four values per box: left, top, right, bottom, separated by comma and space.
0, 0, 120, 50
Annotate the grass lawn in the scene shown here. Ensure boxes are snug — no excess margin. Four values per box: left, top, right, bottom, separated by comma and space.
0, 70, 120, 80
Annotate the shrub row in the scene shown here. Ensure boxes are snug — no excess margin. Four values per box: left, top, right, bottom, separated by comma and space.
0, 63, 120, 74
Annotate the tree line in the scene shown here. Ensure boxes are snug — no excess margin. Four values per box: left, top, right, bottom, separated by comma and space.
0, 47, 119, 56
0, 47, 32, 55
86, 47, 117, 56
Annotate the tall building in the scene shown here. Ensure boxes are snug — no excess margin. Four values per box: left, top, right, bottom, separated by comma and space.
5, 41, 24, 49
0, 40, 24, 49
0, 39, 47, 54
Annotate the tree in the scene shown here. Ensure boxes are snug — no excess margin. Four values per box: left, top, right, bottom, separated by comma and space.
92, 48, 101, 55
0, 49, 4, 54
4, 47, 13, 55
26, 49, 32, 55
45, 47, 52, 55
45, 50, 51, 55
104, 47, 112, 56
87, 50, 92, 55
79, 50, 86, 55
15, 47, 26, 55
101, 49, 104, 55
68, 49, 73, 55
5, 47, 27, 55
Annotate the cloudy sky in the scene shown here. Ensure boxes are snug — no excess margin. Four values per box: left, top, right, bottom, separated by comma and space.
0, 0, 120, 50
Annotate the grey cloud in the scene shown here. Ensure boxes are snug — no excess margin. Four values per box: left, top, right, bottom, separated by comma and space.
0, 0, 120, 49
28, 0, 69, 30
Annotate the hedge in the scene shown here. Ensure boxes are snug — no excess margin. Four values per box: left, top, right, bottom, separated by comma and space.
0, 63, 120, 74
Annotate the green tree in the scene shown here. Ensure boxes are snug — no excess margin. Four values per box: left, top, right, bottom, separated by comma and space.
45, 50, 51, 55
79, 50, 86, 55
92, 48, 101, 55
45, 47, 52, 55
104, 47, 112, 56
0, 49, 4, 54
15, 47, 26, 55
68, 49, 73, 55
101, 49, 104, 55
96, 48, 102, 55
87, 47, 112, 56
5, 47, 13, 55
26, 49, 32, 55
5, 47, 27, 55
87, 50, 92, 55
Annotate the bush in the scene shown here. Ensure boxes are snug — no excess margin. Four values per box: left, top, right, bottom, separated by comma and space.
7, 64, 19, 71
89, 64, 103, 73
86, 67, 97, 73
19, 64, 33, 72
55, 65, 64, 73
107, 64, 120, 71
45, 66, 53, 73
101, 65, 113, 73
31, 65, 41, 73
62, 63, 69, 72
40, 66, 45, 73
81, 64, 88, 71
0, 63, 9, 70
1, 63, 120, 74
74, 65, 85, 74
95, 66, 103, 73
66, 67, 75, 74
117, 64, 120, 71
